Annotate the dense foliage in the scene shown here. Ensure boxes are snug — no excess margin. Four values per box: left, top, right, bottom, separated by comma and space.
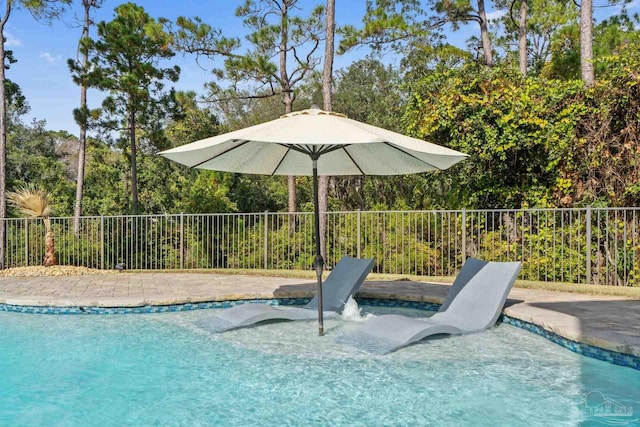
1, 1, 639, 218
0, 1, 636, 283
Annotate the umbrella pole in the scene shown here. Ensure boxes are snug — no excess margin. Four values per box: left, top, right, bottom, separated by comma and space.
311, 157, 324, 336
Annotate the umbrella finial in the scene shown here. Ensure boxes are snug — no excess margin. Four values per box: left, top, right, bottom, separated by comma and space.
282, 108, 347, 118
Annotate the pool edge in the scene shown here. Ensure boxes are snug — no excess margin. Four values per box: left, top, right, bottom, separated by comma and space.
1, 297, 638, 371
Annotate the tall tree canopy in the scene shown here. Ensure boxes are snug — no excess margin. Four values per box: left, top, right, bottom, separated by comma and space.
0, 0, 70, 267
0, 0, 636, 226
71, 2, 180, 214
69, 0, 103, 233
169, 0, 325, 213
340, 0, 494, 65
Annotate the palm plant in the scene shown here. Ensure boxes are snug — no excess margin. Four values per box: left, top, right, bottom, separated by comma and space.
7, 185, 58, 267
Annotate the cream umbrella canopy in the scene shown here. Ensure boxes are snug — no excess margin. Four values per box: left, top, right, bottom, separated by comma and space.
159, 109, 468, 335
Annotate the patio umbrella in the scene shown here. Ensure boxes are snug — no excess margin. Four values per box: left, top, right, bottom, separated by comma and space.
159, 108, 468, 335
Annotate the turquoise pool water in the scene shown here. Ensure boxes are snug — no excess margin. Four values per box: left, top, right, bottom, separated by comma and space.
1, 306, 639, 427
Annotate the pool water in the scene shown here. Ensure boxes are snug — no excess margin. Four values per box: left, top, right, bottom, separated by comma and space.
1, 305, 639, 426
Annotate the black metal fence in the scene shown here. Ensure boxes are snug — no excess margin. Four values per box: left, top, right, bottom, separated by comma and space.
4, 207, 639, 286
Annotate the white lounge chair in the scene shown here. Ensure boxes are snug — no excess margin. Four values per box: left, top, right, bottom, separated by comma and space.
195, 256, 375, 333
337, 258, 522, 353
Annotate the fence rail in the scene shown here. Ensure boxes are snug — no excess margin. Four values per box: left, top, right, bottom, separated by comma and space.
4, 207, 639, 286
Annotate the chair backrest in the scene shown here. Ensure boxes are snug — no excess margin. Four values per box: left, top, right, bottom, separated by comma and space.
436, 258, 522, 331
438, 257, 489, 312
304, 256, 375, 312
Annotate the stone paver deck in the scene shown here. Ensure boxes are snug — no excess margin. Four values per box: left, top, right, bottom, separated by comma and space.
0, 273, 639, 357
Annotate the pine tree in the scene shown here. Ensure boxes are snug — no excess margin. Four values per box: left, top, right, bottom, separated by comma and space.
69, 0, 102, 234
72, 2, 179, 214
0, 0, 69, 268
319, 0, 335, 262
170, 0, 325, 212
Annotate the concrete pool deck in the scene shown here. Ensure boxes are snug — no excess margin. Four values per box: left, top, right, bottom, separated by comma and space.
0, 272, 639, 358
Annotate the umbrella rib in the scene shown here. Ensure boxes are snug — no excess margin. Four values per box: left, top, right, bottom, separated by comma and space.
274, 144, 345, 157
318, 144, 348, 156
342, 146, 365, 175
382, 142, 440, 170
190, 140, 250, 169
271, 147, 291, 175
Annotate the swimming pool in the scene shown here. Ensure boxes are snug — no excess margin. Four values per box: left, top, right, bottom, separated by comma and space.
1, 305, 639, 426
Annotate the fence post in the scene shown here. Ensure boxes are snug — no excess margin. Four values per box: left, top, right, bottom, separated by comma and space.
263, 211, 269, 270
461, 208, 467, 264
586, 205, 592, 284
24, 218, 28, 267
357, 209, 362, 258
180, 212, 184, 270
100, 216, 105, 270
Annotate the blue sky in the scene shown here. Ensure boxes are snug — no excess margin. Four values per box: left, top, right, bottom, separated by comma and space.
5, 0, 638, 135
7, 0, 369, 134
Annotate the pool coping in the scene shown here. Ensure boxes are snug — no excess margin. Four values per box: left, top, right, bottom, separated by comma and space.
1, 291, 639, 371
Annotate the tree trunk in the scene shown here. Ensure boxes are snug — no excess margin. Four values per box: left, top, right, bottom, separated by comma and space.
477, 0, 493, 66
518, 0, 527, 77
278, 1, 297, 214
129, 105, 138, 215
43, 223, 57, 267
284, 91, 296, 217
580, 0, 594, 86
319, 0, 335, 264
321, 0, 335, 111
73, 1, 92, 234
284, 89, 296, 215
0, 4, 11, 270
287, 175, 296, 212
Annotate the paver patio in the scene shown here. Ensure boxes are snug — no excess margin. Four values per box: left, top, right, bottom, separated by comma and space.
0, 272, 638, 357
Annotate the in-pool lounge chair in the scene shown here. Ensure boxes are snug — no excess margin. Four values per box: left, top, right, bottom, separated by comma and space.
337, 258, 522, 354
196, 256, 375, 333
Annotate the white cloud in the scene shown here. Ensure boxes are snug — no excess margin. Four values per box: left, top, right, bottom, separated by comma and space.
486, 9, 507, 22
40, 51, 62, 64
5, 30, 22, 47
